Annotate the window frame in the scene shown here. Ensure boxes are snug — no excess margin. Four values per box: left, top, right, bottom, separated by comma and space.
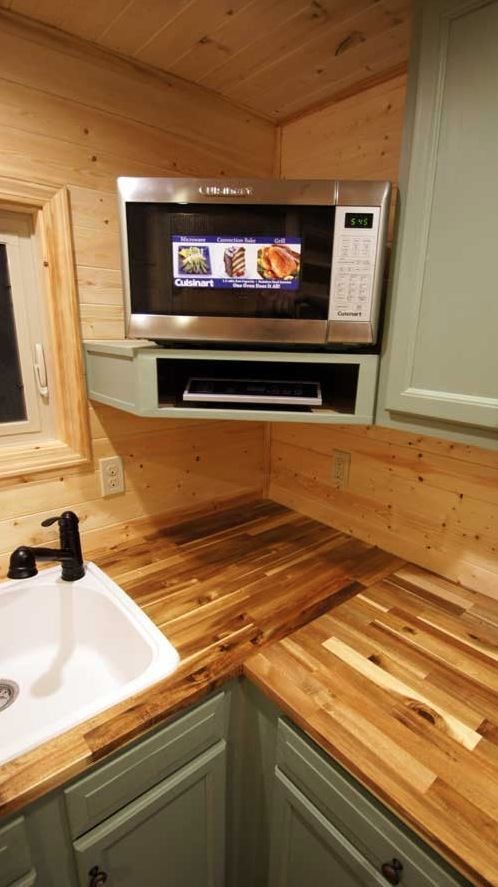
0, 211, 51, 439
0, 178, 91, 479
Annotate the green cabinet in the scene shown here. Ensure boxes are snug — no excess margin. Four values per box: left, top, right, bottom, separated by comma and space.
378, 0, 498, 447
269, 769, 386, 887
0, 817, 37, 887
6, 691, 228, 887
73, 742, 226, 887
0, 683, 471, 887
270, 720, 467, 887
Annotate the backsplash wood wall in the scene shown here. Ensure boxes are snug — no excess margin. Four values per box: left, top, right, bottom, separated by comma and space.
272, 74, 498, 597
0, 14, 272, 573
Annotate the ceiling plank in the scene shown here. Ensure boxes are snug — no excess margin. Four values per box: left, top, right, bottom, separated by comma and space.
11, 0, 129, 41
97, 0, 193, 57
1, 0, 413, 122
169, 0, 310, 84
219, 1, 411, 118
136, 0, 251, 70
200, 0, 382, 93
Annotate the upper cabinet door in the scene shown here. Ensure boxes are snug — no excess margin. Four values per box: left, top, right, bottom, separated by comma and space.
382, 0, 498, 433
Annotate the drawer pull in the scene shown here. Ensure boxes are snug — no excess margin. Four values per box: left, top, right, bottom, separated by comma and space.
381, 858, 403, 884
89, 865, 108, 886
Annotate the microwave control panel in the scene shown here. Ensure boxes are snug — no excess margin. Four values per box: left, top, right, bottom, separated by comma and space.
329, 205, 381, 326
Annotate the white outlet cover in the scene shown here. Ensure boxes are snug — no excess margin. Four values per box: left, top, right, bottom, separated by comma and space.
99, 456, 125, 497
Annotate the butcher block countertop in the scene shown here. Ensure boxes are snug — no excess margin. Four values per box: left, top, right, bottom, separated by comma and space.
1, 499, 498, 885
0, 500, 400, 815
246, 563, 498, 886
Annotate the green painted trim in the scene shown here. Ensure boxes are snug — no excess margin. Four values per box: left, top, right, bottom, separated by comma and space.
84, 342, 379, 424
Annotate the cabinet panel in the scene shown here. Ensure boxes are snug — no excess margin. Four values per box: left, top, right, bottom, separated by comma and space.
73, 741, 225, 887
65, 691, 226, 838
270, 768, 385, 887
382, 0, 498, 432
275, 720, 467, 887
0, 818, 33, 887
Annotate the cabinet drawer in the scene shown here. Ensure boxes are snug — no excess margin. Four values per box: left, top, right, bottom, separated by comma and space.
276, 720, 467, 887
65, 691, 226, 838
0, 817, 33, 887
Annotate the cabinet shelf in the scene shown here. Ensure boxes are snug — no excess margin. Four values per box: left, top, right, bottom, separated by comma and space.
83, 341, 379, 424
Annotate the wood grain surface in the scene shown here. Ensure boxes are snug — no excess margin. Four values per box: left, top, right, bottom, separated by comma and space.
0, 1, 412, 122
0, 499, 400, 816
269, 422, 498, 596
246, 562, 498, 886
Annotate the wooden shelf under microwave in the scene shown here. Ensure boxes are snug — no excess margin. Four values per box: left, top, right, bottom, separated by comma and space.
83, 341, 379, 425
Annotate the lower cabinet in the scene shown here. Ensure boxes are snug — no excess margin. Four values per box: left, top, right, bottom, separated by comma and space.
0, 817, 37, 887
0, 682, 472, 887
269, 720, 468, 887
270, 769, 387, 887
73, 742, 226, 887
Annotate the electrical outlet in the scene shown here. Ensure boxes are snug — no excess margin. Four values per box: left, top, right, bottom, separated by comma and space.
99, 456, 125, 497
331, 450, 351, 489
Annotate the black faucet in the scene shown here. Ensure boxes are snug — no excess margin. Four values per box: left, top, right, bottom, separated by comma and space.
8, 511, 85, 582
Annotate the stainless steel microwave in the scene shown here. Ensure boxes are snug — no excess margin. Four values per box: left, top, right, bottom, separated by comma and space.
118, 177, 391, 347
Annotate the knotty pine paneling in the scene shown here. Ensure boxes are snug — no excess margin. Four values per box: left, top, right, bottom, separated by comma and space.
269, 420, 498, 597
272, 76, 498, 597
0, 411, 265, 573
281, 73, 407, 182
0, 16, 271, 572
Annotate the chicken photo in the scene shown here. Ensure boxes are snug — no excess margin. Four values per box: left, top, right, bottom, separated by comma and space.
257, 244, 300, 281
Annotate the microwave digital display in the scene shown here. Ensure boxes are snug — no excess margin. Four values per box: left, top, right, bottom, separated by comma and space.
172, 235, 302, 291
344, 212, 374, 229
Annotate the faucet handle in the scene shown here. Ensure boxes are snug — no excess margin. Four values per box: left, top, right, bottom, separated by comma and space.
41, 511, 80, 528
41, 515, 61, 527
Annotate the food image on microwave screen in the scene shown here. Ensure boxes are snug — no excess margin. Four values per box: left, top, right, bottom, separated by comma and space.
257, 244, 300, 282
223, 245, 246, 278
178, 245, 211, 275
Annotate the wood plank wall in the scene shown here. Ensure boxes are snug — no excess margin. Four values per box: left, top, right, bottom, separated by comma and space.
272, 74, 498, 597
0, 15, 273, 573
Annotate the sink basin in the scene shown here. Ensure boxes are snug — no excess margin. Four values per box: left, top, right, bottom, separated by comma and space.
0, 562, 180, 765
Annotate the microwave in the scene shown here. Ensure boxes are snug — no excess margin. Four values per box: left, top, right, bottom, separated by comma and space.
118, 177, 391, 347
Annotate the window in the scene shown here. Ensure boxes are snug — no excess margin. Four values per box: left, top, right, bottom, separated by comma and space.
0, 210, 53, 444
0, 179, 90, 479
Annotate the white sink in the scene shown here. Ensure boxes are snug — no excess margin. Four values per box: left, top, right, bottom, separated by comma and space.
0, 562, 180, 765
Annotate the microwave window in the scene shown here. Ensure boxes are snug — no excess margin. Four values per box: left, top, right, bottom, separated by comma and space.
126, 202, 334, 320
172, 236, 302, 291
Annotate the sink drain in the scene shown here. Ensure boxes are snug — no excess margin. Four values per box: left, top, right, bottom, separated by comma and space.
0, 680, 19, 711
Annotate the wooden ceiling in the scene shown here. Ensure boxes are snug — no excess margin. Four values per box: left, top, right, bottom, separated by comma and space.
0, 0, 413, 122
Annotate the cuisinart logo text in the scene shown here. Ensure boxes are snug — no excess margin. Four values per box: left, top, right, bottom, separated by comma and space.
175, 278, 214, 287
337, 310, 361, 317
198, 185, 254, 197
